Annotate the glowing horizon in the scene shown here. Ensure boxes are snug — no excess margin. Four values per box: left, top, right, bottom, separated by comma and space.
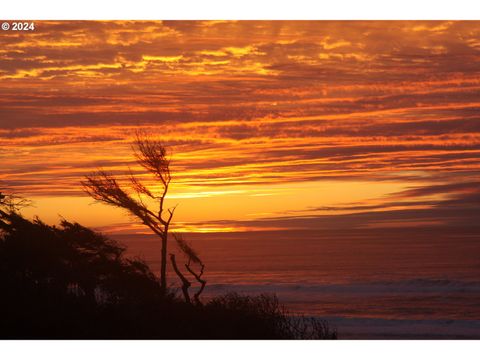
1, 21, 479, 234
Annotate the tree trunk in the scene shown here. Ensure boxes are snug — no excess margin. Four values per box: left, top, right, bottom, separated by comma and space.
160, 234, 168, 293
185, 262, 206, 305
169, 254, 191, 304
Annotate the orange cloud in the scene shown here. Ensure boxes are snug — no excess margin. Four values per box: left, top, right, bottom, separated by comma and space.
1, 21, 480, 233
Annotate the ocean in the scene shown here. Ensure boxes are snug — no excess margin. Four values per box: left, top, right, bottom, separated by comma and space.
114, 228, 480, 339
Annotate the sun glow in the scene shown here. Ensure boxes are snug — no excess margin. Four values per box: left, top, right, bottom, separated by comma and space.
2, 21, 479, 234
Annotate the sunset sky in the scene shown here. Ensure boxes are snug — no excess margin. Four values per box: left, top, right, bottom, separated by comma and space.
1, 21, 479, 234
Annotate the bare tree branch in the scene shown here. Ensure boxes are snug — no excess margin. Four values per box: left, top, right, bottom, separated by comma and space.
173, 233, 207, 305
169, 253, 191, 304
166, 205, 177, 226
185, 260, 207, 305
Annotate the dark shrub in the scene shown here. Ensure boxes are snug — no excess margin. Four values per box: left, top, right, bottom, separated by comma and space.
0, 209, 335, 339
203, 293, 336, 339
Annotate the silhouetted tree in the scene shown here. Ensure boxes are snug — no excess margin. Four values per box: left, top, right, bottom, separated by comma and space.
173, 233, 206, 305
0, 192, 336, 339
0, 191, 30, 230
0, 209, 160, 305
169, 253, 191, 304
0, 191, 30, 213
81, 133, 175, 294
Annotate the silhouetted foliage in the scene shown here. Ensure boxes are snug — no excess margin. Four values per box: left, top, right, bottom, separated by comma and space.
0, 191, 30, 215
0, 210, 162, 304
0, 206, 336, 339
204, 293, 337, 340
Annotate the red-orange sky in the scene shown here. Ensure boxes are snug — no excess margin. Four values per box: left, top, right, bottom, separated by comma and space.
0, 21, 479, 234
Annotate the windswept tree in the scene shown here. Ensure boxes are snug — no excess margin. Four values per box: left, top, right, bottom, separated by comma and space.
170, 233, 206, 305
82, 133, 175, 294
0, 190, 30, 223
